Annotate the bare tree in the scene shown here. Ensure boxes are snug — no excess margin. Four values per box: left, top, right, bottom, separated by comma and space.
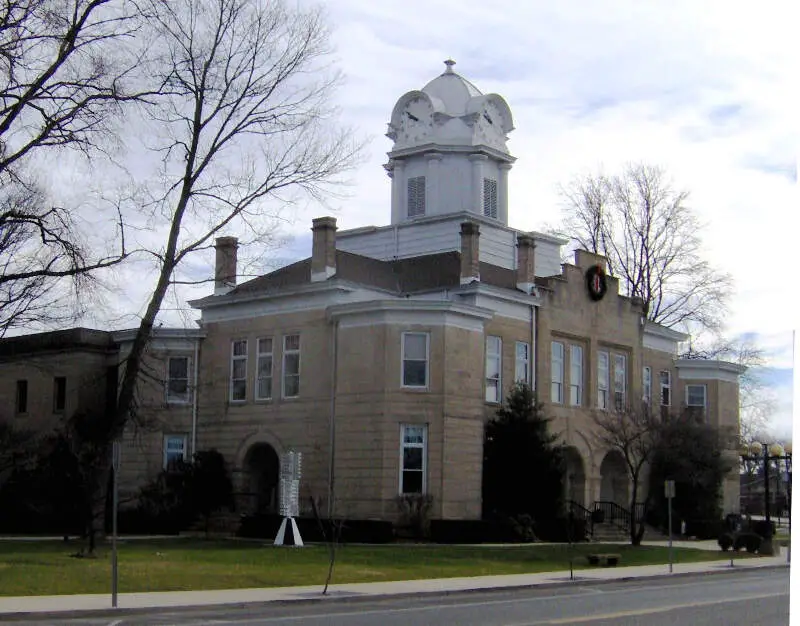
559, 163, 732, 334
0, 0, 145, 333
591, 407, 661, 545
80, 0, 360, 553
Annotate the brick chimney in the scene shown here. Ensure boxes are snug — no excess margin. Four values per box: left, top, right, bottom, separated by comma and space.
214, 236, 238, 295
460, 221, 480, 285
311, 216, 337, 282
516, 234, 536, 294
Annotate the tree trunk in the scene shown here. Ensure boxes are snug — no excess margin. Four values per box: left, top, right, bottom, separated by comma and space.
630, 475, 642, 546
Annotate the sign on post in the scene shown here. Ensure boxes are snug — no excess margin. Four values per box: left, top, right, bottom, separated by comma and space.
665, 480, 675, 573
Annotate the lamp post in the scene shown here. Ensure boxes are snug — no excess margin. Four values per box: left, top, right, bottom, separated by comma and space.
739, 441, 792, 526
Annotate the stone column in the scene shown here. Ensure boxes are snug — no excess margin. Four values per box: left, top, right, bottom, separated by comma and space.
426, 152, 442, 217
469, 153, 488, 216
498, 162, 512, 225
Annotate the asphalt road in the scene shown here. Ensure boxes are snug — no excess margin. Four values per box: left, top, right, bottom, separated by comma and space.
0, 568, 789, 626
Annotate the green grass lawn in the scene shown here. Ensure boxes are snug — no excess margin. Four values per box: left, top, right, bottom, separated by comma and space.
0, 539, 758, 597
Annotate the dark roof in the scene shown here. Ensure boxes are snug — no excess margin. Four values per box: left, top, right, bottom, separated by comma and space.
0, 328, 115, 358
230, 250, 519, 297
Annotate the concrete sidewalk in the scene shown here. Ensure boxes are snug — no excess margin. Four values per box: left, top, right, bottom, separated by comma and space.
0, 550, 788, 617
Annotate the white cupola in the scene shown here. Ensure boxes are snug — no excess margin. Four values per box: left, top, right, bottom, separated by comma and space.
385, 60, 516, 226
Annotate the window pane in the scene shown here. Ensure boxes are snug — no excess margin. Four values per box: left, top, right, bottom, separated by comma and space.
168, 379, 188, 398
516, 342, 528, 360
688, 385, 706, 406
284, 375, 299, 398
486, 379, 499, 402
403, 426, 424, 444
403, 361, 427, 387
660, 371, 670, 385
233, 340, 247, 356
257, 377, 272, 399
403, 447, 423, 470
284, 335, 300, 351
404, 333, 427, 360
258, 337, 272, 353
232, 380, 246, 401
402, 471, 423, 494
258, 355, 272, 376
570, 385, 580, 406
284, 353, 300, 376
232, 359, 247, 379
515, 361, 528, 383
487, 336, 501, 354
486, 356, 500, 379
170, 357, 187, 379
551, 382, 562, 403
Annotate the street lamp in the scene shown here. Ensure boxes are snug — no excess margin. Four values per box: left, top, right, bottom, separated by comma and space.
739, 441, 792, 527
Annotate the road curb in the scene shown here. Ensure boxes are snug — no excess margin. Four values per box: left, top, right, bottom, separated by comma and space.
0, 563, 788, 622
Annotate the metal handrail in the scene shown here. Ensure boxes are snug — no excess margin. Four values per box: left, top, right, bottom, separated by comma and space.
567, 500, 594, 539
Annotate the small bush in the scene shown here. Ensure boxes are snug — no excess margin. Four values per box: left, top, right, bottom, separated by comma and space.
717, 532, 734, 551
751, 520, 776, 539
734, 532, 762, 553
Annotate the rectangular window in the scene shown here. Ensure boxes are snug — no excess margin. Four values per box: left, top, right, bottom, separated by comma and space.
614, 354, 626, 411
597, 351, 609, 410
402, 332, 429, 388
163, 434, 187, 470
15, 380, 28, 414
399, 424, 427, 495
166, 356, 190, 403
569, 345, 583, 407
53, 376, 66, 413
230, 339, 248, 402
282, 334, 300, 398
551, 341, 564, 403
515, 341, 530, 385
686, 384, 707, 408
483, 178, 498, 218
407, 176, 426, 217
256, 337, 273, 400
660, 370, 671, 406
642, 367, 652, 406
486, 336, 502, 402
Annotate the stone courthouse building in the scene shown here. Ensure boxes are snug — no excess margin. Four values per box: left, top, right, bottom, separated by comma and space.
0, 61, 744, 523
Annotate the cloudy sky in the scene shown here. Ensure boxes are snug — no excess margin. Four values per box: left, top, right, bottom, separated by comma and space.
81, 0, 796, 437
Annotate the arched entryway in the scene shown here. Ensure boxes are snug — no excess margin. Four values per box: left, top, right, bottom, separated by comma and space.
563, 446, 586, 507
242, 443, 280, 515
599, 450, 629, 508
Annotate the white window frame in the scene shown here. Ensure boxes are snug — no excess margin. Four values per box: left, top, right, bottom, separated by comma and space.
660, 370, 671, 407
686, 384, 707, 409
485, 336, 502, 403
255, 337, 273, 401
483, 177, 498, 218
614, 354, 627, 411
399, 424, 427, 495
407, 176, 426, 217
163, 434, 187, 470
551, 341, 564, 404
515, 341, 530, 385
643, 367, 652, 406
569, 345, 583, 407
230, 339, 248, 403
401, 332, 430, 389
282, 334, 301, 399
597, 351, 609, 410
166, 356, 190, 404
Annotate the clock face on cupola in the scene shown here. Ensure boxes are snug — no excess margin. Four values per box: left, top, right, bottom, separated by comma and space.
397, 96, 433, 144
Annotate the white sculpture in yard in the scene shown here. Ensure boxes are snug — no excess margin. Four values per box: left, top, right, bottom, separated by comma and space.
274, 450, 303, 546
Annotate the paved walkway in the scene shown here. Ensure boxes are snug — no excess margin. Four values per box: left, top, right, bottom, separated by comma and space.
0, 542, 788, 617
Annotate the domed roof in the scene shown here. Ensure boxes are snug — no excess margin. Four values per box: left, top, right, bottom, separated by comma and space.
421, 60, 483, 116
